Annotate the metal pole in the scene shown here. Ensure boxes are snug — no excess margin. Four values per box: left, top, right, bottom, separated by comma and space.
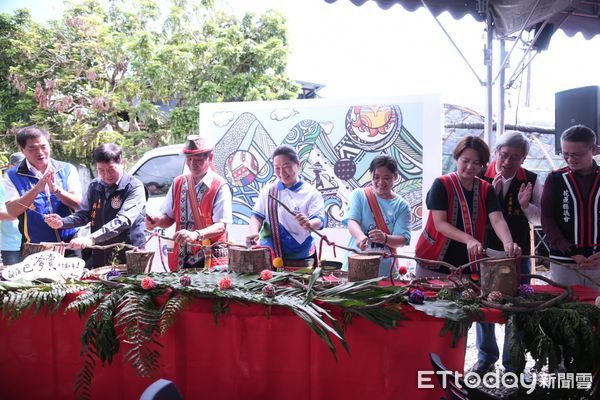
497, 39, 506, 142
525, 51, 532, 107
485, 8, 493, 145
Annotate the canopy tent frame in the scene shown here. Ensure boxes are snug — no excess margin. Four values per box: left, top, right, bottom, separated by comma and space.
417, 0, 582, 145
325, 0, 600, 145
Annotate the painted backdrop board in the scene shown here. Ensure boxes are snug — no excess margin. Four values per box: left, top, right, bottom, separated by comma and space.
200, 96, 442, 261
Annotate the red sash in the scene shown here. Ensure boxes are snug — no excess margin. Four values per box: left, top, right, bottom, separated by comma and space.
168, 173, 228, 270
415, 173, 489, 272
364, 186, 397, 275
364, 186, 391, 236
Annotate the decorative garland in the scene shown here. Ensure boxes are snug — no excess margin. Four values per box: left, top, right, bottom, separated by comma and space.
0, 268, 408, 400
413, 285, 600, 399
1, 266, 598, 399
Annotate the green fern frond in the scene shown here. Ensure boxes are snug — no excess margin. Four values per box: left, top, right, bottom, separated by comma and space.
212, 299, 230, 325
115, 290, 162, 378
159, 293, 189, 335
66, 289, 105, 317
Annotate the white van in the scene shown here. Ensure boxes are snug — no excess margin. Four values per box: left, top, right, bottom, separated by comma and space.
128, 144, 184, 271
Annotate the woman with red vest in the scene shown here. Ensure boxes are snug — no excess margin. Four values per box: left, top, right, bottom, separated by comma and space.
146, 135, 232, 270
415, 136, 520, 278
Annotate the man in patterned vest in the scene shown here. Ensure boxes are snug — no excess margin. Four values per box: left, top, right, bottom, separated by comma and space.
146, 135, 232, 270
4, 126, 82, 246
541, 125, 600, 291
473, 131, 543, 375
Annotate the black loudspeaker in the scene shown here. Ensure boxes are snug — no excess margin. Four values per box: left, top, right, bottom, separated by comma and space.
555, 86, 600, 154
531, 22, 555, 51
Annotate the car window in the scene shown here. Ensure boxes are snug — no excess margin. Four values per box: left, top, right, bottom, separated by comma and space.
133, 154, 185, 197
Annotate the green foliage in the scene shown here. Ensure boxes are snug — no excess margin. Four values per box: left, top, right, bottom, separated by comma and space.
211, 298, 230, 325
1, 270, 409, 396
0, 0, 299, 165
76, 288, 123, 400
116, 290, 163, 378
0, 279, 89, 319
66, 286, 105, 317
158, 292, 190, 335
511, 302, 600, 374
4, 270, 599, 398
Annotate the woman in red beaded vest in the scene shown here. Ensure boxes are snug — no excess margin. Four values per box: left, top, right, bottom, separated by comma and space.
415, 136, 521, 278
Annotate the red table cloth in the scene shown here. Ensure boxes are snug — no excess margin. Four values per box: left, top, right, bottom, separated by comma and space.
0, 296, 465, 400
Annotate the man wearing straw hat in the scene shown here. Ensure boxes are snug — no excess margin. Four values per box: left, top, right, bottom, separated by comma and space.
44, 143, 147, 268
146, 135, 232, 270
4, 126, 82, 246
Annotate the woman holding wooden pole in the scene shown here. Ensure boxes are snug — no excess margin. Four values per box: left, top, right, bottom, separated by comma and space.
246, 145, 324, 269
342, 155, 411, 277
415, 136, 521, 278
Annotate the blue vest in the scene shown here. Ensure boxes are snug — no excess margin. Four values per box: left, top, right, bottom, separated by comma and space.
6, 159, 77, 244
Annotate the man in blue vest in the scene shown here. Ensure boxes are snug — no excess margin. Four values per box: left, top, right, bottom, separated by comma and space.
4, 126, 82, 246
0, 152, 26, 265
474, 131, 543, 375
44, 143, 147, 268
541, 125, 600, 290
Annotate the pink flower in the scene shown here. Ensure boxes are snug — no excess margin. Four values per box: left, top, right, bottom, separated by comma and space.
487, 291, 503, 303
260, 269, 273, 280
140, 277, 156, 290
398, 266, 408, 276
218, 276, 233, 290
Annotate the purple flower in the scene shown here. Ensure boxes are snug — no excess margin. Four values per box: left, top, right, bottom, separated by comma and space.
409, 289, 425, 304
179, 276, 192, 287
106, 269, 121, 279
262, 284, 276, 298
517, 284, 534, 297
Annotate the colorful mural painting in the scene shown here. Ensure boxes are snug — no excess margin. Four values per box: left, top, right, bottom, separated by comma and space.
201, 96, 441, 236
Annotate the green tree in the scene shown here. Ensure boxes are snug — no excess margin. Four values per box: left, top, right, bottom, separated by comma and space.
0, 0, 299, 166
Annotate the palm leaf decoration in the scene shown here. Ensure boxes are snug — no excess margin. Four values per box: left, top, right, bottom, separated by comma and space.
3, 268, 599, 399
1, 269, 407, 397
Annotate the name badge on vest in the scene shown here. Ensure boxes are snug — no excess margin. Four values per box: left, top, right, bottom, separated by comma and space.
111, 196, 122, 209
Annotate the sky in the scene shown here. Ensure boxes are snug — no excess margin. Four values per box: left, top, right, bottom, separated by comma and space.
2, 0, 599, 122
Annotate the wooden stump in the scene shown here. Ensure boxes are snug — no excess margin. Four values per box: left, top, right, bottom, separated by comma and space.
228, 245, 271, 274
22, 242, 65, 258
348, 254, 381, 282
480, 258, 518, 296
126, 250, 154, 275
